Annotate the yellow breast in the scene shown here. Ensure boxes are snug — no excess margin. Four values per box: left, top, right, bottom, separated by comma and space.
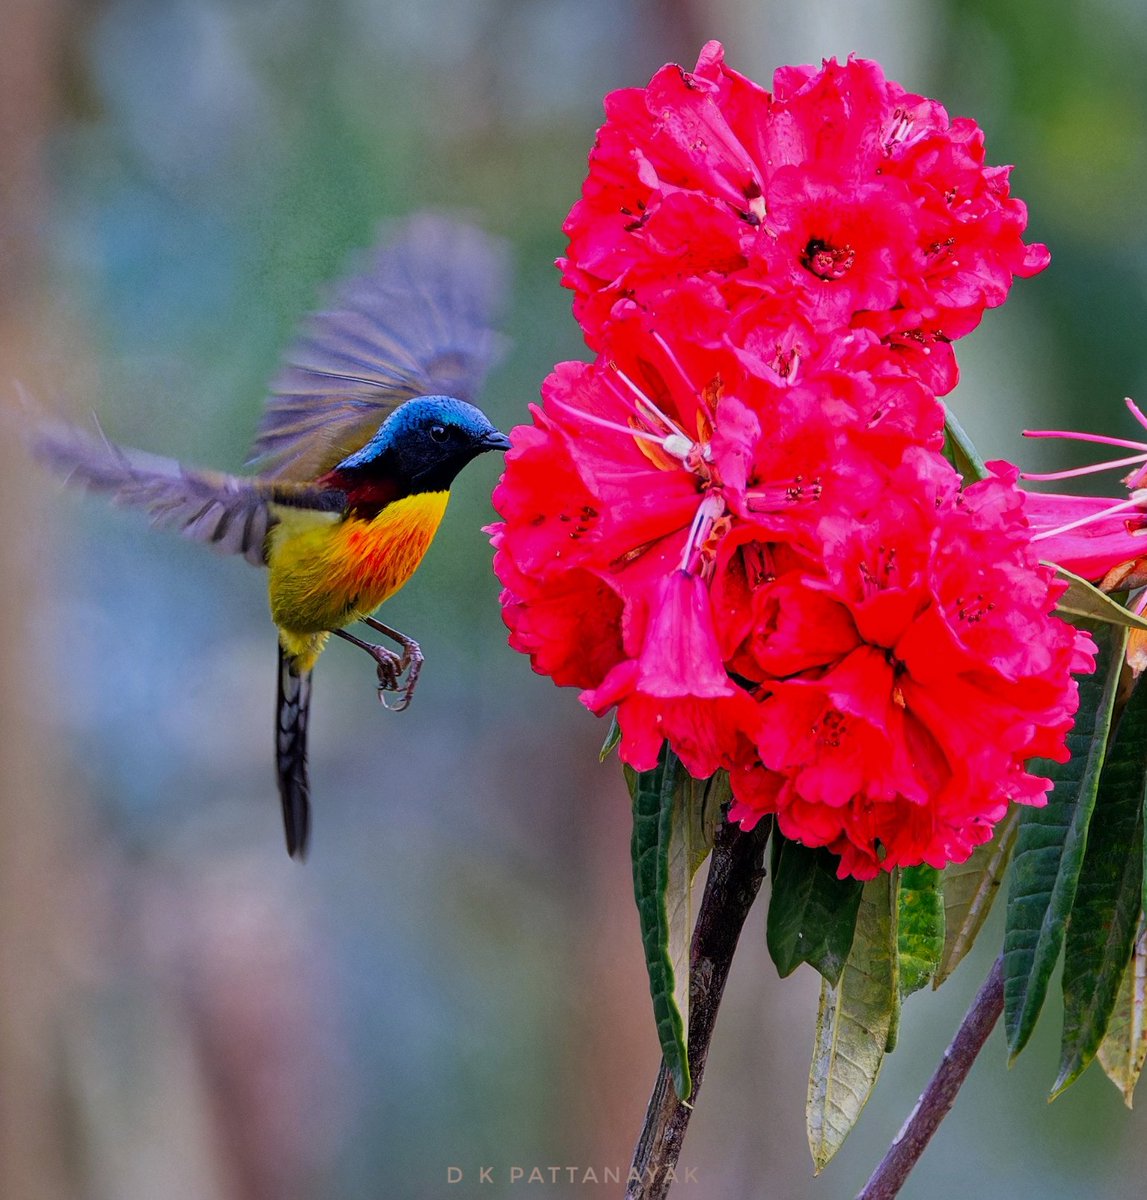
266, 491, 450, 640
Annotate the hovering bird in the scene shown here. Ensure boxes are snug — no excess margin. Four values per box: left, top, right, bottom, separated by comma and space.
31, 214, 511, 858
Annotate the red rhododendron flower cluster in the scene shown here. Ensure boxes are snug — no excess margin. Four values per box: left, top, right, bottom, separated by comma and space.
491, 43, 1094, 879
561, 42, 1049, 397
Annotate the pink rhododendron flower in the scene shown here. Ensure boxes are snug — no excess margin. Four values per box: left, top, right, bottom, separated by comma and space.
725, 459, 1093, 878
490, 322, 1093, 878
1023, 492, 1147, 584
562, 41, 1048, 389
491, 43, 1089, 880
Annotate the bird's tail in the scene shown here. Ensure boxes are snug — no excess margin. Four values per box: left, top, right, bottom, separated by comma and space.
276, 643, 313, 859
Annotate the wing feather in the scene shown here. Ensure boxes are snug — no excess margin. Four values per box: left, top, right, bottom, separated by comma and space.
250, 213, 509, 480
30, 420, 331, 566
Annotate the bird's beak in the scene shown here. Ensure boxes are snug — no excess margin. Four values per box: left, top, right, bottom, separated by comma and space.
482, 430, 512, 452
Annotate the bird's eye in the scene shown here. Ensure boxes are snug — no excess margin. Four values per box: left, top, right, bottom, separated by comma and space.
429, 423, 449, 443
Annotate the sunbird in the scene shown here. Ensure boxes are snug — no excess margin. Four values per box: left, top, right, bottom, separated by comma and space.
31, 214, 511, 858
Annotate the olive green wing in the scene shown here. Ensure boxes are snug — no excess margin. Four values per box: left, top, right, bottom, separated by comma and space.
249, 212, 510, 481
31, 419, 341, 566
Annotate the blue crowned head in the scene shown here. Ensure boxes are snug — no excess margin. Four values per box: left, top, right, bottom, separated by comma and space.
335, 396, 510, 495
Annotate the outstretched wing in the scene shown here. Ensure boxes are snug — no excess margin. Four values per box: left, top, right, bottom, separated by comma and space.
30, 420, 339, 566
250, 213, 510, 481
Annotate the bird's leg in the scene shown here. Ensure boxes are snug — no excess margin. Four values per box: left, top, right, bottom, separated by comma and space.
332, 628, 407, 707
333, 622, 423, 712
360, 617, 423, 709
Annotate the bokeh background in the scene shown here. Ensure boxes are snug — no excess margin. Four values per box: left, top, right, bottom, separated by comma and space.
3, 2, 1146, 1198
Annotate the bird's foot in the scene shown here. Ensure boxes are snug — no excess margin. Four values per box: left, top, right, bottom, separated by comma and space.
370, 645, 404, 695
359, 618, 423, 712
332, 626, 421, 712
379, 638, 422, 712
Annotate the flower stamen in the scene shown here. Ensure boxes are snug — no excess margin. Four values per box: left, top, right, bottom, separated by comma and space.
546, 395, 667, 445
650, 330, 699, 397
609, 361, 692, 444
1021, 453, 1147, 483
1024, 400, 1147, 490
1023, 429, 1147, 454
1030, 491, 1147, 542
745, 475, 825, 512
1125, 396, 1147, 430
546, 392, 700, 465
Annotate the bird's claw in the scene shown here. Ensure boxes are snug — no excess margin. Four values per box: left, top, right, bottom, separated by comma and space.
376, 639, 423, 712
334, 623, 424, 713
373, 649, 403, 694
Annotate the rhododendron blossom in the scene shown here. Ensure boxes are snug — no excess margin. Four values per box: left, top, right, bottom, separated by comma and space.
491, 329, 1093, 877
726, 459, 1093, 877
492, 43, 1092, 880
561, 42, 1048, 396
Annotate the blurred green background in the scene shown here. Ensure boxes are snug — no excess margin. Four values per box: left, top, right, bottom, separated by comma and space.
3, 2, 1146, 1198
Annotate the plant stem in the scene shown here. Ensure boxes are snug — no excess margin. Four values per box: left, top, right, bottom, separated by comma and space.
856, 954, 1005, 1200
625, 817, 771, 1199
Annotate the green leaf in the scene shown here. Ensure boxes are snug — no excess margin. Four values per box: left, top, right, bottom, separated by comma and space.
626, 750, 725, 1102
898, 865, 945, 998
942, 407, 989, 483
1097, 923, 1147, 1107
769, 821, 784, 880
807, 873, 898, 1172
884, 870, 904, 1055
1004, 620, 1129, 1059
666, 771, 725, 1047
1054, 677, 1147, 1097
685, 771, 727, 881
599, 713, 622, 761
1051, 567, 1147, 632
627, 746, 691, 1101
767, 836, 864, 986
934, 807, 1019, 988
